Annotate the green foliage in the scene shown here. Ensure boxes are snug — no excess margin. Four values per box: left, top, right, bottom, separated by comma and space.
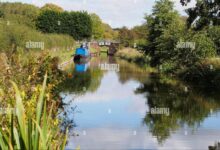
132, 24, 148, 50
179, 58, 220, 91
184, 0, 220, 30
118, 27, 135, 47
0, 2, 40, 28
90, 13, 104, 39
136, 74, 220, 143
145, 0, 180, 66
155, 25, 216, 72
189, 32, 216, 62
41, 3, 64, 12
103, 23, 118, 40
0, 10, 4, 18
153, 19, 185, 65
36, 10, 92, 40
36, 10, 60, 33
143, 0, 217, 73
0, 20, 74, 53
0, 75, 68, 150
207, 26, 220, 54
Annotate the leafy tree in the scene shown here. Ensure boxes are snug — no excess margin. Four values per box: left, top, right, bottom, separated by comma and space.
154, 18, 186, 71
132, 24, 148, 50
36, 10, 92, 40
90, 13, 104, 39
118, 27, 135, 47
189, 32, 216, 62
181, 0, 220, 30
132, 24, 148, 39
145, 0, 180, 66
41, 3, 64, 12
0, 2, 39, 28
36, 10, 60, 33
103, 23, 118, 40
207, 26, 220, 54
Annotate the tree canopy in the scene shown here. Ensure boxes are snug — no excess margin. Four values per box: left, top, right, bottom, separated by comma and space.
36, 10, 92, 40
90, 13, 104, 39
145, 0, 180, 66
181, 0, 220, 30
41, 3, 64, 12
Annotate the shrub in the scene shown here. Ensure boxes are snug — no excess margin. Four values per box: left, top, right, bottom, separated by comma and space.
186, 32, 216, 65
207, 26, 220, 54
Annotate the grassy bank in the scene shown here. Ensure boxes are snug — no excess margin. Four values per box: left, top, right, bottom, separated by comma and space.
178, 57, 220, 90
0, 21, 75, 53
116, 48, 150, 66
0, 50, 69, 149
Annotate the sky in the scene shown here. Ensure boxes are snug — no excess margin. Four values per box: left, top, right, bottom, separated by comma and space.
1, 0, 196, 28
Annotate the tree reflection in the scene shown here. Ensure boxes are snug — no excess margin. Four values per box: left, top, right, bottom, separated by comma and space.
58, 67, 103, 94
136, 74, 220, 143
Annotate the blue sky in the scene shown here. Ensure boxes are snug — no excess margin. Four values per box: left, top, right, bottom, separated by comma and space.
2, 0, 195, 28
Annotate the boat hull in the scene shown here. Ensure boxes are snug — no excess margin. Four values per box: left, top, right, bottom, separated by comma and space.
73, 55, 90, 63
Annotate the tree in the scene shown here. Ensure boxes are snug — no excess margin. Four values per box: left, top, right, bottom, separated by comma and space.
181, 0, 220, 30
90, 13, 104, 39
132, 25, 148, 40
154, 18, 186, 71
0, 2, 39, 28
36, 10, 60, 33
145, 0, 180, 66
41, 3, 64, 12
36, 10, 92, 40
102, 23, 118, 40
132, 24, 148, 50
207, 26, 220, 54
118, 27, 135, 47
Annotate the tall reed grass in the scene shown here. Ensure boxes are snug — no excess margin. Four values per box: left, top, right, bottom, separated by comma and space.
0, 74, 68, 150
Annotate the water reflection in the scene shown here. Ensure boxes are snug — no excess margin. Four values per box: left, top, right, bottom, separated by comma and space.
136, 74, 220, 143
75, 62, 89, 72
59, 57, 220, 150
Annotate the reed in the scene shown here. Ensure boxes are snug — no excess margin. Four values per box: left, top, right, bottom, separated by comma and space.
0, 74, 68, 150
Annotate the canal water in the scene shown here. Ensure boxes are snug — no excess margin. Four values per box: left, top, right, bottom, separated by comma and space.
58, 56, 220, 150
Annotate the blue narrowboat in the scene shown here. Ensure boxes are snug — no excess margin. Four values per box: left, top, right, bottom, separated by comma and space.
74, 44, 90, 62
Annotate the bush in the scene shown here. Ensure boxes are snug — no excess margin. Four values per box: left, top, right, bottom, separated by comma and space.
207, 26, 220, 54
186, 32, 216, 65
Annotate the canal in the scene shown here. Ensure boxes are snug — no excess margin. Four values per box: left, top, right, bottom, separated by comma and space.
58, 56, 220, 150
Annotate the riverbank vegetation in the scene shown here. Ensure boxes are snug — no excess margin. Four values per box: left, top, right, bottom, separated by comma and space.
0, 1, 120, 149
0, 0, 220, 148
117, 0, 220, 89
0, 75, 68, 150
115, 48, 149, 65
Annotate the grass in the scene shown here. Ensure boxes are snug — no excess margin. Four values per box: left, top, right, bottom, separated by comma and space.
116, 48, 142, 58
0, 74, 68, 150
116, 47, 150, 66
49, 49, 74, 63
